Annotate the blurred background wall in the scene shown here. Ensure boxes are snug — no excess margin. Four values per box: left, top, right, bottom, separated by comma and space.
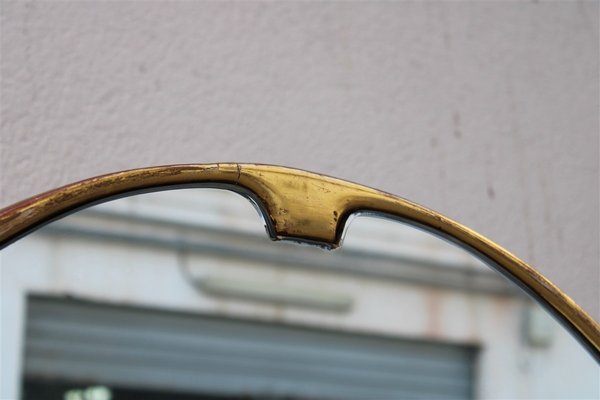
1, 1, 598, 319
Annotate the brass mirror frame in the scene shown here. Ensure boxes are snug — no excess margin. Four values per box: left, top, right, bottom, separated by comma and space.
1, 163, 598, 360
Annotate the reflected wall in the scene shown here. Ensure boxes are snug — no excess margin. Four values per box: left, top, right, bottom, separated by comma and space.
2, 189, 598, 399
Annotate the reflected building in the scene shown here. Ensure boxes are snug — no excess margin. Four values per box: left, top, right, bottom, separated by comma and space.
1, 189, 597, 399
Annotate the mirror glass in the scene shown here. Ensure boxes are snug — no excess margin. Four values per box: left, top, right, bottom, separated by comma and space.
2, 188, 598, 400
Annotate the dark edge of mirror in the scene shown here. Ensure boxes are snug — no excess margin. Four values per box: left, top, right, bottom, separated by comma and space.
349, 210, 600, 363
1, 184, 599, 363
0, 183, 279, 251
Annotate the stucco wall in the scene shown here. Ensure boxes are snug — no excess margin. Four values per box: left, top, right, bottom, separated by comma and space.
1, 1, 598, 319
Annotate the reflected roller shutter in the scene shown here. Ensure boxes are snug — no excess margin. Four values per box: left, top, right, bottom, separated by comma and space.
24, 296, 475, 400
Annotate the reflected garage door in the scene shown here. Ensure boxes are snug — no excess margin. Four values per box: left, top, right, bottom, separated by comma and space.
22, 296, 476, 400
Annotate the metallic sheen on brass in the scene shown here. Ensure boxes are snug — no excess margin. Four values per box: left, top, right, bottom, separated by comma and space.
1, 163, 598, 359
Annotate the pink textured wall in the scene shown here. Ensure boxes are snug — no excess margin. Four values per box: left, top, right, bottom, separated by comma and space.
1, 1, 598, 319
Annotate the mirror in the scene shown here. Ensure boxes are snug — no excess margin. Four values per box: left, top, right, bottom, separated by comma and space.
2, 186, 598, 400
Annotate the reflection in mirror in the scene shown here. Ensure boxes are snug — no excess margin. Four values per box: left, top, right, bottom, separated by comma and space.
1, 189, 598, 400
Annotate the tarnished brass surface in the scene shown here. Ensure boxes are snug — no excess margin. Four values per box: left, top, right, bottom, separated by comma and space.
1, 163, 599, 359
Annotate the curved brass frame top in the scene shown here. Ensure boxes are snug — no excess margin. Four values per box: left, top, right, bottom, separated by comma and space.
1, 163, 598, 360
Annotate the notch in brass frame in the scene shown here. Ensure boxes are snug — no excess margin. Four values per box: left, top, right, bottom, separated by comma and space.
1, 163, 598, 361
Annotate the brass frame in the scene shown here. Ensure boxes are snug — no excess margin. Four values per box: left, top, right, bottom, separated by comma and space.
1, 163, 598, 360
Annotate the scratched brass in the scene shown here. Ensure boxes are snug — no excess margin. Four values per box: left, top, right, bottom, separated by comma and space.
0, 163, 598, 358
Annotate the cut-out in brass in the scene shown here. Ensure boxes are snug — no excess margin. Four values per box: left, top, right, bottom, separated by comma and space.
0, 163, 598, 359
